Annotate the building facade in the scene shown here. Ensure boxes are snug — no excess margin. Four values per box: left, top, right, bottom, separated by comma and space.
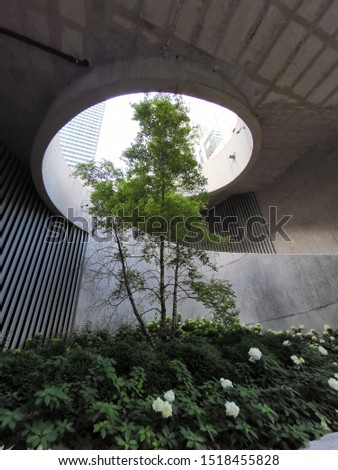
59, 102, 105, 169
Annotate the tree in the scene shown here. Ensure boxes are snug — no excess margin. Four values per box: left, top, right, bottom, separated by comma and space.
75, 94, 238, 344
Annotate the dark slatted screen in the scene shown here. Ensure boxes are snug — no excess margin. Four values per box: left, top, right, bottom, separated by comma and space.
1, 142, 88, 349
209, 193, 275, 253
194, 193, 276, 253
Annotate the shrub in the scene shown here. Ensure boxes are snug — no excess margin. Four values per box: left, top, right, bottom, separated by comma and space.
0, 321, 337, 449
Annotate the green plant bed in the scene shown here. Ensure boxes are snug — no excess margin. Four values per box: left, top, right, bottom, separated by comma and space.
0, 321, 337, 450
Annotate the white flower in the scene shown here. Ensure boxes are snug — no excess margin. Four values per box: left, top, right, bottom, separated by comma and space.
333, 362, 338, 367
152, 397, 164, 413
225, 401, 240, 418
152, 397, 173, 418
319, 339, 325, 344
220, 378, 233, 389
163, 390, 175, 403
295, 332, 302, 337
290, 355, 305, 366
311, 335, 317, 342
328, 378, 338, 391
324, 324, 331, 331
299, 325, 305, 330
161, 401, 173, 418
318, 346, 328, 355
334, 373, 338, 380
248, 348, 262, 362
330, 337, 335, 341
283, 340, 291, 346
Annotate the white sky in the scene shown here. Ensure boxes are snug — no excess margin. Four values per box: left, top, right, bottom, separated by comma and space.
95, 93, 238, 169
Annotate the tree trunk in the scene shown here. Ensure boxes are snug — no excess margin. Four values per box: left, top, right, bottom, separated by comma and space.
171, 242, 180, 339
159, 235, 167, 341
159, 179, 168, 341
114, 225, 154, 346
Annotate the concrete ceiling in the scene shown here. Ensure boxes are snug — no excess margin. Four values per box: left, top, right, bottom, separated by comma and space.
1, 0, 338, 199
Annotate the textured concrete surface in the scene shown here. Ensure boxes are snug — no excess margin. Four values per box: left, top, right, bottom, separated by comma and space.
75, 246, 338, 333
215, 252, 338, 331
1, 0, 338, 199
256, 143, 338, 254
304, 433, 338, 450
31, 57, 261, 216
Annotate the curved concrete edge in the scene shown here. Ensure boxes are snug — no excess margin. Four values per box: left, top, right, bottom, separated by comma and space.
42, 134, 92, 226
204, 115, 253, 194
31, 56, 261, 221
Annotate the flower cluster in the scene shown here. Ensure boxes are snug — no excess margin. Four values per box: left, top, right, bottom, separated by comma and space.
164, 390, 175, 402
220, 378, 239, 418
290, 355, 305, 366
328, 377, 338, 391
152, 390, 175, 418
318, 345, 328, 355
220, 378, 233, 389
283, 340, 291, 347
248, 348, 262, 363
225, 401, 240, 418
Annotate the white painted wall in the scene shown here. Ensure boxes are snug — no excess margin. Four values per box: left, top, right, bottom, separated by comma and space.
203, 116, 253, 193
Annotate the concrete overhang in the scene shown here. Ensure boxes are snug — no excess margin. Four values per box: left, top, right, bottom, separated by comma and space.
31, 57, 261, 223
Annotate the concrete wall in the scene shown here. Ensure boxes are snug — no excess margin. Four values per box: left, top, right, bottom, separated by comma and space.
256, 145, 338, 254
75, 239, 338, 333
203, 116, 253, 196
43, 134, 92, 224
215, 253, 338, 331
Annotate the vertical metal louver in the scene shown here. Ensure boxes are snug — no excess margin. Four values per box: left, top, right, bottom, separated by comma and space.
1, 142, 88, 349
207, 193, 275, 253
186, 193, 275, 253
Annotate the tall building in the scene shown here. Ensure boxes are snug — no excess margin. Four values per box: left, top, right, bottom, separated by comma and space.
189, 101, 236, 164
200, 128, 223, 160
59, 102, 105, 169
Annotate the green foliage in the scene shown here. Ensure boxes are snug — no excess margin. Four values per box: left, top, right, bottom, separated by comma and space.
74, 93, 233, 343
161, 339, 230, 385
192, 279, 240, 329
0, 409, 24, 431
22, 421, 58, 449
0, 323, 337, 450
35, 385, 71, 410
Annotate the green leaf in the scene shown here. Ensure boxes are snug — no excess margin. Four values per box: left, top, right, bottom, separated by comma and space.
0, 409, 24, 431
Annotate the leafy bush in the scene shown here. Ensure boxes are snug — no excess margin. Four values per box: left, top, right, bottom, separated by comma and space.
159, 339, 229, 385
0, 322, 337, 450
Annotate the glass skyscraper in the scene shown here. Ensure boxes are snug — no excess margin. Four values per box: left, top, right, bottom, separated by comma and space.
59, 102, 105, 169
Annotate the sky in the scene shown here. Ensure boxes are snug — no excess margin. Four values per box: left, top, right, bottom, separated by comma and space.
94, 93, 238, 168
